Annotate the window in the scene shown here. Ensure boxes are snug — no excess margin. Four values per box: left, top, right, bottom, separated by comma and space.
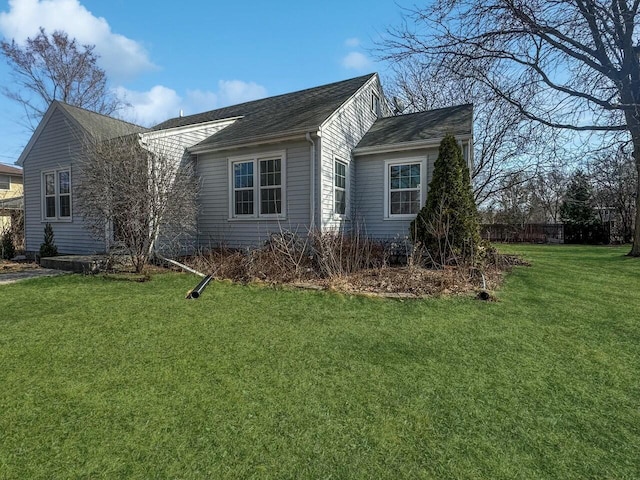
42, 168, 72, 220
259, 158, 282, 215
0, 174, 9, 190
334, 160, 347, 215
233, 161, 254, 215
385, 160, 422, 218
230, 152, 285, 218
371, 92, 380, 116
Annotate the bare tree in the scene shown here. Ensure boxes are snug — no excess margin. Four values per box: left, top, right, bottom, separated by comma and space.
1, 28, 123, 129
530, 168, 569, 223
382, 0, 640, 255
489, 172, 540, 226
387, 61, 557, 206
589, 148, 637, 242
75, 134, 198, 273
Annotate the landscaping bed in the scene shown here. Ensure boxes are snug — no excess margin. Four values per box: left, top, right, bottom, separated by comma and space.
184, 240, 525, 298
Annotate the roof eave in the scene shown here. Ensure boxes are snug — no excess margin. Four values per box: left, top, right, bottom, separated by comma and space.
189, 127, 320, 154
149, 116, 244, 135
353, 134, 473, 156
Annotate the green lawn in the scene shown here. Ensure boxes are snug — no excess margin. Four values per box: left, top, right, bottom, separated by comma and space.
0, 245, 638, 479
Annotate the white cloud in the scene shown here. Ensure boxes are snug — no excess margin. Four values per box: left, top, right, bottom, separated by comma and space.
116, 80, 268, 127
344, 37, 360, 48
216, 80, 267, 106
341, 51, 372, 70
0, 0, 155, 79
116, 85, 181, 126
185, 89, 219, 112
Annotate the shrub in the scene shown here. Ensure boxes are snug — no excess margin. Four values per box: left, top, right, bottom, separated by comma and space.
410, 134, 481, 265
1, 231, 15, 260
39, 223, 58, 258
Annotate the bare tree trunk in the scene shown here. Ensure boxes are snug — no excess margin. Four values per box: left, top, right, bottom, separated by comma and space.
632, 142, 640, 255
626, 107, 640, 256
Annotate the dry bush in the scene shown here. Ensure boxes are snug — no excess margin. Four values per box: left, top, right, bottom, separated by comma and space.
309, 229, 386, 278
185, 228, 522, 297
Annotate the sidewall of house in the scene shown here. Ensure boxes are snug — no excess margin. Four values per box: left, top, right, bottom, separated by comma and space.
196, 140, 311, 249
143, 121, 237, 255
354, 148, 439, 241
23, 109, 106, 255
319, 77, 386, 233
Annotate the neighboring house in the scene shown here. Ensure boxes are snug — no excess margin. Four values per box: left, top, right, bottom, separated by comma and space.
17, 73, 473, 255
0, 163, 23, 234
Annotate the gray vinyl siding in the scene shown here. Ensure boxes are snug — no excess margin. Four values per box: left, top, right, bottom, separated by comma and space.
196, 140, 311, 248
319, 77, 387, 231
354, 148, 438, 240
142, 120, 235, 166
23, 108, 106, 255
142, 121, 235, 254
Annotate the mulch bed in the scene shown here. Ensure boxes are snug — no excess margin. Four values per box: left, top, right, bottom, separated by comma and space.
0, 260, 41, 274
187, 255, 526, 299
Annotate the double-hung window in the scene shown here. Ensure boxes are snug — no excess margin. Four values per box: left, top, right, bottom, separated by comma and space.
334, 160, 347, 216
42, 168, 72, 220
386, 160, 422, 218
230, 152, 285, 218
0, 174, 10, 190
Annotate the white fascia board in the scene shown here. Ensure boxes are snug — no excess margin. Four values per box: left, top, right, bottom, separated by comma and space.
141, 116, 243, 141
353, 135, 473, 157
17, 102, 84, 166
319, 74, 379, 131
188, 127, 317, 154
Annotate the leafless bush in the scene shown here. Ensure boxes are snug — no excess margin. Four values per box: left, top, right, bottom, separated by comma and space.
186, 228, 520, 297
76, 133, 198, 273
309, 228, 386, 278
188, 229, 390, 283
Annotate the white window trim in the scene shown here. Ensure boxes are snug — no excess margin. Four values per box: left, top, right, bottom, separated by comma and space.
227, 150, 287, 220
333, 157, 349, 219
383, 157, 426, 220
41, 167, 72, 222
0, 174, 10, 190
371, 92, 380, 116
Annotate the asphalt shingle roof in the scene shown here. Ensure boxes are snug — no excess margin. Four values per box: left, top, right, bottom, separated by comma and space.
154, 73, 377, 149
356, 104, 473, 149
57, 102, 148, 140
0, 163, 22, 176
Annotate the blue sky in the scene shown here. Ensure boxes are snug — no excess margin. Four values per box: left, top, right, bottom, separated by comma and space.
0, 0, 406, 165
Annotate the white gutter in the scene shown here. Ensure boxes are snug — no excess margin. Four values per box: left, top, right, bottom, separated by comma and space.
143, 116, 243, 140
188, 127, 316, 154
352, 135, 472, 156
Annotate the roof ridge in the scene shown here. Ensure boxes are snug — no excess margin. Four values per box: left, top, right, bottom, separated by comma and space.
155, 73, 377, 129
55, 100, 146, 129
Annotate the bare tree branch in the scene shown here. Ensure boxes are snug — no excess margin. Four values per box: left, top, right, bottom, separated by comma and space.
1, 28, 125, 130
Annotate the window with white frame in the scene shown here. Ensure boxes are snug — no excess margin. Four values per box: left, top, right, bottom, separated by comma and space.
230, 152, 285, 218
42, 168, 72, 220
371, 92, 380, 116
334, 159, 347, 215
388, 162, 421, 217
0, 174, 9, 190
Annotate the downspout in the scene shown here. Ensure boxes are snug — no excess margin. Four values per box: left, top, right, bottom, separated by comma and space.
306, 132, 316, 231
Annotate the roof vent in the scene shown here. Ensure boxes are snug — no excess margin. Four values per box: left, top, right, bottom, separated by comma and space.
179, 109, 184, 117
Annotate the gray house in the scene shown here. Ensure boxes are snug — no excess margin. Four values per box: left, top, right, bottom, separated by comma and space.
17, 73, 472, 255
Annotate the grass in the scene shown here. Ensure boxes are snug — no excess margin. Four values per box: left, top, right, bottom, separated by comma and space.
0, 244, 638, 479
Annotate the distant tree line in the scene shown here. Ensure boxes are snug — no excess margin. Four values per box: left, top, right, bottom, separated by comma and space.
481, 150, 637, 244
